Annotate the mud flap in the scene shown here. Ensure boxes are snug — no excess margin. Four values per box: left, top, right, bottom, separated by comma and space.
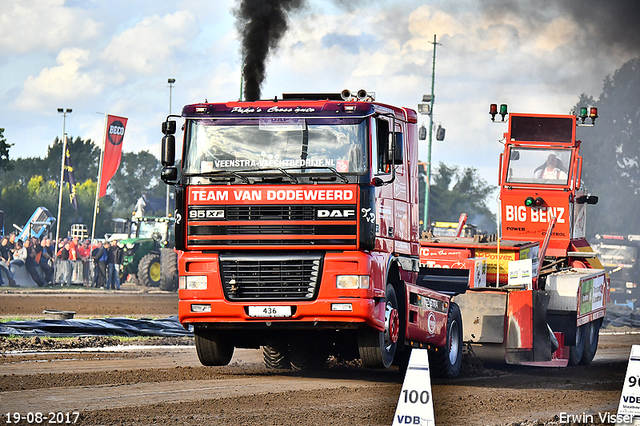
506, 290, 552, 363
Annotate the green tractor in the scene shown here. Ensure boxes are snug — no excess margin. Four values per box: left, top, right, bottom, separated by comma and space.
119, 216, 178, 291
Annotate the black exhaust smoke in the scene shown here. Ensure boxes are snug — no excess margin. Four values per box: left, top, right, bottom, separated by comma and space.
234, 0, 306, 101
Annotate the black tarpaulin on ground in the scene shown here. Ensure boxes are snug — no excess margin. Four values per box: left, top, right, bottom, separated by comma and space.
1, 305, 638, 338
0, 316, 193, 337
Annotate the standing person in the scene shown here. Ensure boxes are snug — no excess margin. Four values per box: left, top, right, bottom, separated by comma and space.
33, 238, 53, 286
105, 240, 117, 290
106, 240, 122, 290
58, 240, 71, 286
76, 240, 91, 285
7, 232, 16, 256
92, 241, 107, 288
0, 236, 17, 287
68, 236, 79, 284
23, 239, 48, 287
40, 237, 55, 285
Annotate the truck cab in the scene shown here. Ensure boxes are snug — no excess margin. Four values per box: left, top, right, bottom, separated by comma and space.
161, 91, 462, 376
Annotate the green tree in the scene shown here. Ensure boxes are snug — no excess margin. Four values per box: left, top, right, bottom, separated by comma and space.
574, 57, 640, 237
421, 162, 497, 234
107, 150, 163, 216
0, 128, 13, 173
43, 136, 100, 184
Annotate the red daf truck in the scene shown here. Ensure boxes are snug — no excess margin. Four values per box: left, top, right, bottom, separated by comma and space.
160, 91, 464, 377
419, 105, 609, 367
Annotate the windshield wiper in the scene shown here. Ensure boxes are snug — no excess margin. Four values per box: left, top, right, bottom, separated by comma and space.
275, 168, 298, 183
186, 170, 251, 184
302, 166, 349, 183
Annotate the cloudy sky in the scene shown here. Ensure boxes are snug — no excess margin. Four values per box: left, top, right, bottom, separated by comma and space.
2, 0, 639, 209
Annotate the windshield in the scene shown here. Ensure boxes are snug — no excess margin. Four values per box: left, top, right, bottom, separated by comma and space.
593, 243, 638, 268
182, 118, 368, 175
506, 147, 572, 185
137, 221, 168, 239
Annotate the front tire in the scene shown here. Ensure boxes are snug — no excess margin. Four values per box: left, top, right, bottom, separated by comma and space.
429, 302, 463, 378
358, 284, 400, 369
194, 329, 234, 366
138, 253, 161, 287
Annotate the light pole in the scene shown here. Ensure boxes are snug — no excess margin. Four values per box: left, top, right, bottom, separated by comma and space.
166, 78, 175, 217
54, 108, 72, 283
418, 35, 441, 232
55, 108, 72, 242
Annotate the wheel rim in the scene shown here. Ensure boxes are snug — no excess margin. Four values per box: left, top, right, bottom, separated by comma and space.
384, 302, 400, 349
448, 319, 460, 365
150, 262, 161, 282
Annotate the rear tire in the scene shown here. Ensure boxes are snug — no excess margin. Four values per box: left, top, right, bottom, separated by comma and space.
159, 248, 178, 291
263, 342, 291, 369
579, 320, 600, 365
289, 340, 327, 371
358, 284, 400, 369
568, 325, 586, 366
429, 302, 463, 378
138, 253, 161, 287
194, 329, 234, 366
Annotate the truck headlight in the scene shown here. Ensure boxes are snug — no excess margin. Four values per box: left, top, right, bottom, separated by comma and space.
179, 275, 207, 290
336, 275, 370, 289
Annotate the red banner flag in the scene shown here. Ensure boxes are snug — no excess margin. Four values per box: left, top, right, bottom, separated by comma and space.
99, 115, 128, 198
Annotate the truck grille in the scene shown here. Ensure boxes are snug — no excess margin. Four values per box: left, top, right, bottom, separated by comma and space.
219, 253, 322, 301
226, 205, 315, 221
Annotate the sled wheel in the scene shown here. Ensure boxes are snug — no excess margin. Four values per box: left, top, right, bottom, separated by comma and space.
429, 302, 463, 378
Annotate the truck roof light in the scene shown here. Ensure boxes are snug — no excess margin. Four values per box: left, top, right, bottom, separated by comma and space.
577, 106, 598, 125
344, 105, 356, 112
534, 197, 544, 206
491, 103, 508, 122
500, 104, 508, 117
579, 107, 588, 119
195, 106, 207, 113
490, 104, 497, 121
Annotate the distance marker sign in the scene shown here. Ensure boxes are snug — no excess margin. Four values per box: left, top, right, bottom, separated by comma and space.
617, 345, 640, 425
392, 349, 436, 426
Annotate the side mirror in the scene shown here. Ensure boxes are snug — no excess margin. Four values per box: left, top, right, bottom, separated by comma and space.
418, 125, 427, 141
162, 135, 175, 166
161, 166, 178, 184
162, 120, 177, 135
576, 195, 599, 205
510, 150, 520, 161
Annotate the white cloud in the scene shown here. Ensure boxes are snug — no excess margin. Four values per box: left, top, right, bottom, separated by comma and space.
100, 10, 199, 75
0, 0, 102, 53
14, 48, 103, 109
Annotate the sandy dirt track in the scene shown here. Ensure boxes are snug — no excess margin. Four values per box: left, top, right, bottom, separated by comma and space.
1, 289, 638, 426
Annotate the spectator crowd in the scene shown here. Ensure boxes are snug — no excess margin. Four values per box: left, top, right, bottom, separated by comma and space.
0, 232, 123, 290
